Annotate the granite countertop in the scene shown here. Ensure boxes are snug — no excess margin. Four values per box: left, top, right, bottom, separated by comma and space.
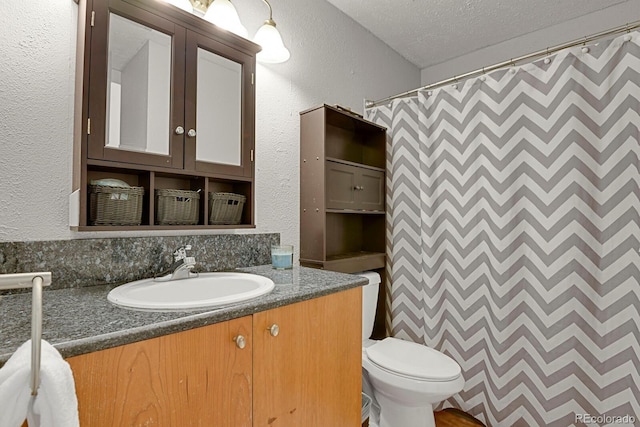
0, 265, 367, 365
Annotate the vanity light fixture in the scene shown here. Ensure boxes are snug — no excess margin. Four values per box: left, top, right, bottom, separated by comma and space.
253, 0, 290, 63
161, 0, 290, 63
203, 0, 249, 38
164, 0, 193, 12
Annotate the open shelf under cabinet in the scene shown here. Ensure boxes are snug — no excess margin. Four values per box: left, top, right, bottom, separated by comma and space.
82, 165, 254, 229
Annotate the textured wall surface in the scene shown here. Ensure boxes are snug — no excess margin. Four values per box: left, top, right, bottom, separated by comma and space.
0, 0, 420, 254
237, 0, 422, 259
0, 0, 77, 241
326, 0, 631, 69
420, 0, 640, 85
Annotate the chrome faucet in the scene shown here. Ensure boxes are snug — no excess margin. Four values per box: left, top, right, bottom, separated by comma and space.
170, 245, 196, 280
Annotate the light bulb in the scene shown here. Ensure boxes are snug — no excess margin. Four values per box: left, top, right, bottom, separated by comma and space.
163, 0, 193, 12
204, 0, 248, 38
254, 21, 290, 63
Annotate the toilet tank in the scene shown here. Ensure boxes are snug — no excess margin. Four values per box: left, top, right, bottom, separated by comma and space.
356, 271, 381, 341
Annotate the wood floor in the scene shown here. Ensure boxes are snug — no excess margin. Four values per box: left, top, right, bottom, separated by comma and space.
435, 409, 485, 427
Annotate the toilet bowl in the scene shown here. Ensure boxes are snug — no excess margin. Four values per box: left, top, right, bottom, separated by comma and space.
358, 272, 464, 427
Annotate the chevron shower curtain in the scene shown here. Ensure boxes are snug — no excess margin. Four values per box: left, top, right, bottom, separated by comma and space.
366, 31, 640, 426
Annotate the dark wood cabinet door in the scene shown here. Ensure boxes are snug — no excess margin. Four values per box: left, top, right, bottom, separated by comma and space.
326, 160, 358, 209
184, 30, 255, 178
87, 0, 185, 169
358, 168, 385, 211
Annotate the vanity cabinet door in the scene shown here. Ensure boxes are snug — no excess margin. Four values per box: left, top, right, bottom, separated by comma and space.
184, 30, 255, 178
67, 317, 253, 427
87, 0, 185, 169
252, 287, 362, 426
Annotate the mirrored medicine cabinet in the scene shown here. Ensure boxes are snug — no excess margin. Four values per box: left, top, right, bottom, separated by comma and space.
73, 0, 261, 230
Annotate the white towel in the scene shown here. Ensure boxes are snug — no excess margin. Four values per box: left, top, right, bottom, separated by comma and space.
0, 341, 32, 427
0, 340, 79, 427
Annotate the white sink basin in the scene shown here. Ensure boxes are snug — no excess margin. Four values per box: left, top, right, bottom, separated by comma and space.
107, 272, 275, 311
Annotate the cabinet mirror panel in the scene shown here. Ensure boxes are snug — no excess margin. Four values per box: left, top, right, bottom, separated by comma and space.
196, 47, 242, 166
106, 13, 171, 155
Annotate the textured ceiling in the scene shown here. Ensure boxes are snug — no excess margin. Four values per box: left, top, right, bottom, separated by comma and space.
325, 0, 631, 69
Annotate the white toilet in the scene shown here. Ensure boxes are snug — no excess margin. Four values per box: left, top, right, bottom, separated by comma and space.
359, 272, 464, 427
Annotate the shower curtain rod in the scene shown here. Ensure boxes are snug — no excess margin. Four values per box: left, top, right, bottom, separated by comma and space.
365, 19, 640, 108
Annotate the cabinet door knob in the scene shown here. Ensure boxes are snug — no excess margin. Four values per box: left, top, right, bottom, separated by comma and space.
267, 324, 280, 337
175, 126, 185, 135
187, 129, 197, 138
233, 335, 246, 349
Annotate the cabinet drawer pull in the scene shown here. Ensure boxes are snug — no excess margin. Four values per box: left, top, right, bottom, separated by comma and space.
353, 185, 362, 191
187, 128, 197, 138
267, 324, 279, 337
174, 126, 185, 135
233, 335, 246, 349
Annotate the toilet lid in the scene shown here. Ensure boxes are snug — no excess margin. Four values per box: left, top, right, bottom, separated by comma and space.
365, 337, 461, 381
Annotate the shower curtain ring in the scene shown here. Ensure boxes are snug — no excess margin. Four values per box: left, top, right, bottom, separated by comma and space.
479, 68, 487, 82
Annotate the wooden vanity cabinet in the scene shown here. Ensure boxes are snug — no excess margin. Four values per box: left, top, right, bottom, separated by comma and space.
67, 316, 253, 427
253, 287, 362, 426
65, 288, 361, 426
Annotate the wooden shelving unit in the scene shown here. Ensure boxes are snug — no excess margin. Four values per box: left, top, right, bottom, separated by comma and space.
82, 159, 254, 230
299, 104, 387, 273
300, 104, 388, 338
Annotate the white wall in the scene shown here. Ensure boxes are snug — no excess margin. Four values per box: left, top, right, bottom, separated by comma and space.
0, 0, 420, 245
421, 0, 640, 85
0, 0, 76, 241
235, 0, 421, 255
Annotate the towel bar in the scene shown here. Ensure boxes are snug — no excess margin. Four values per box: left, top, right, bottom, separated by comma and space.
0, 272, 52, 395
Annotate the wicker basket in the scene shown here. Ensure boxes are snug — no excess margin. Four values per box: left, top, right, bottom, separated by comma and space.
89, 185, 144, 226
155, 189, 200, 225
209, 192, 246, 225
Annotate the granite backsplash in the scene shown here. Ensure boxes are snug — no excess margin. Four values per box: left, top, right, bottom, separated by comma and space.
0, 233, 279, 290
